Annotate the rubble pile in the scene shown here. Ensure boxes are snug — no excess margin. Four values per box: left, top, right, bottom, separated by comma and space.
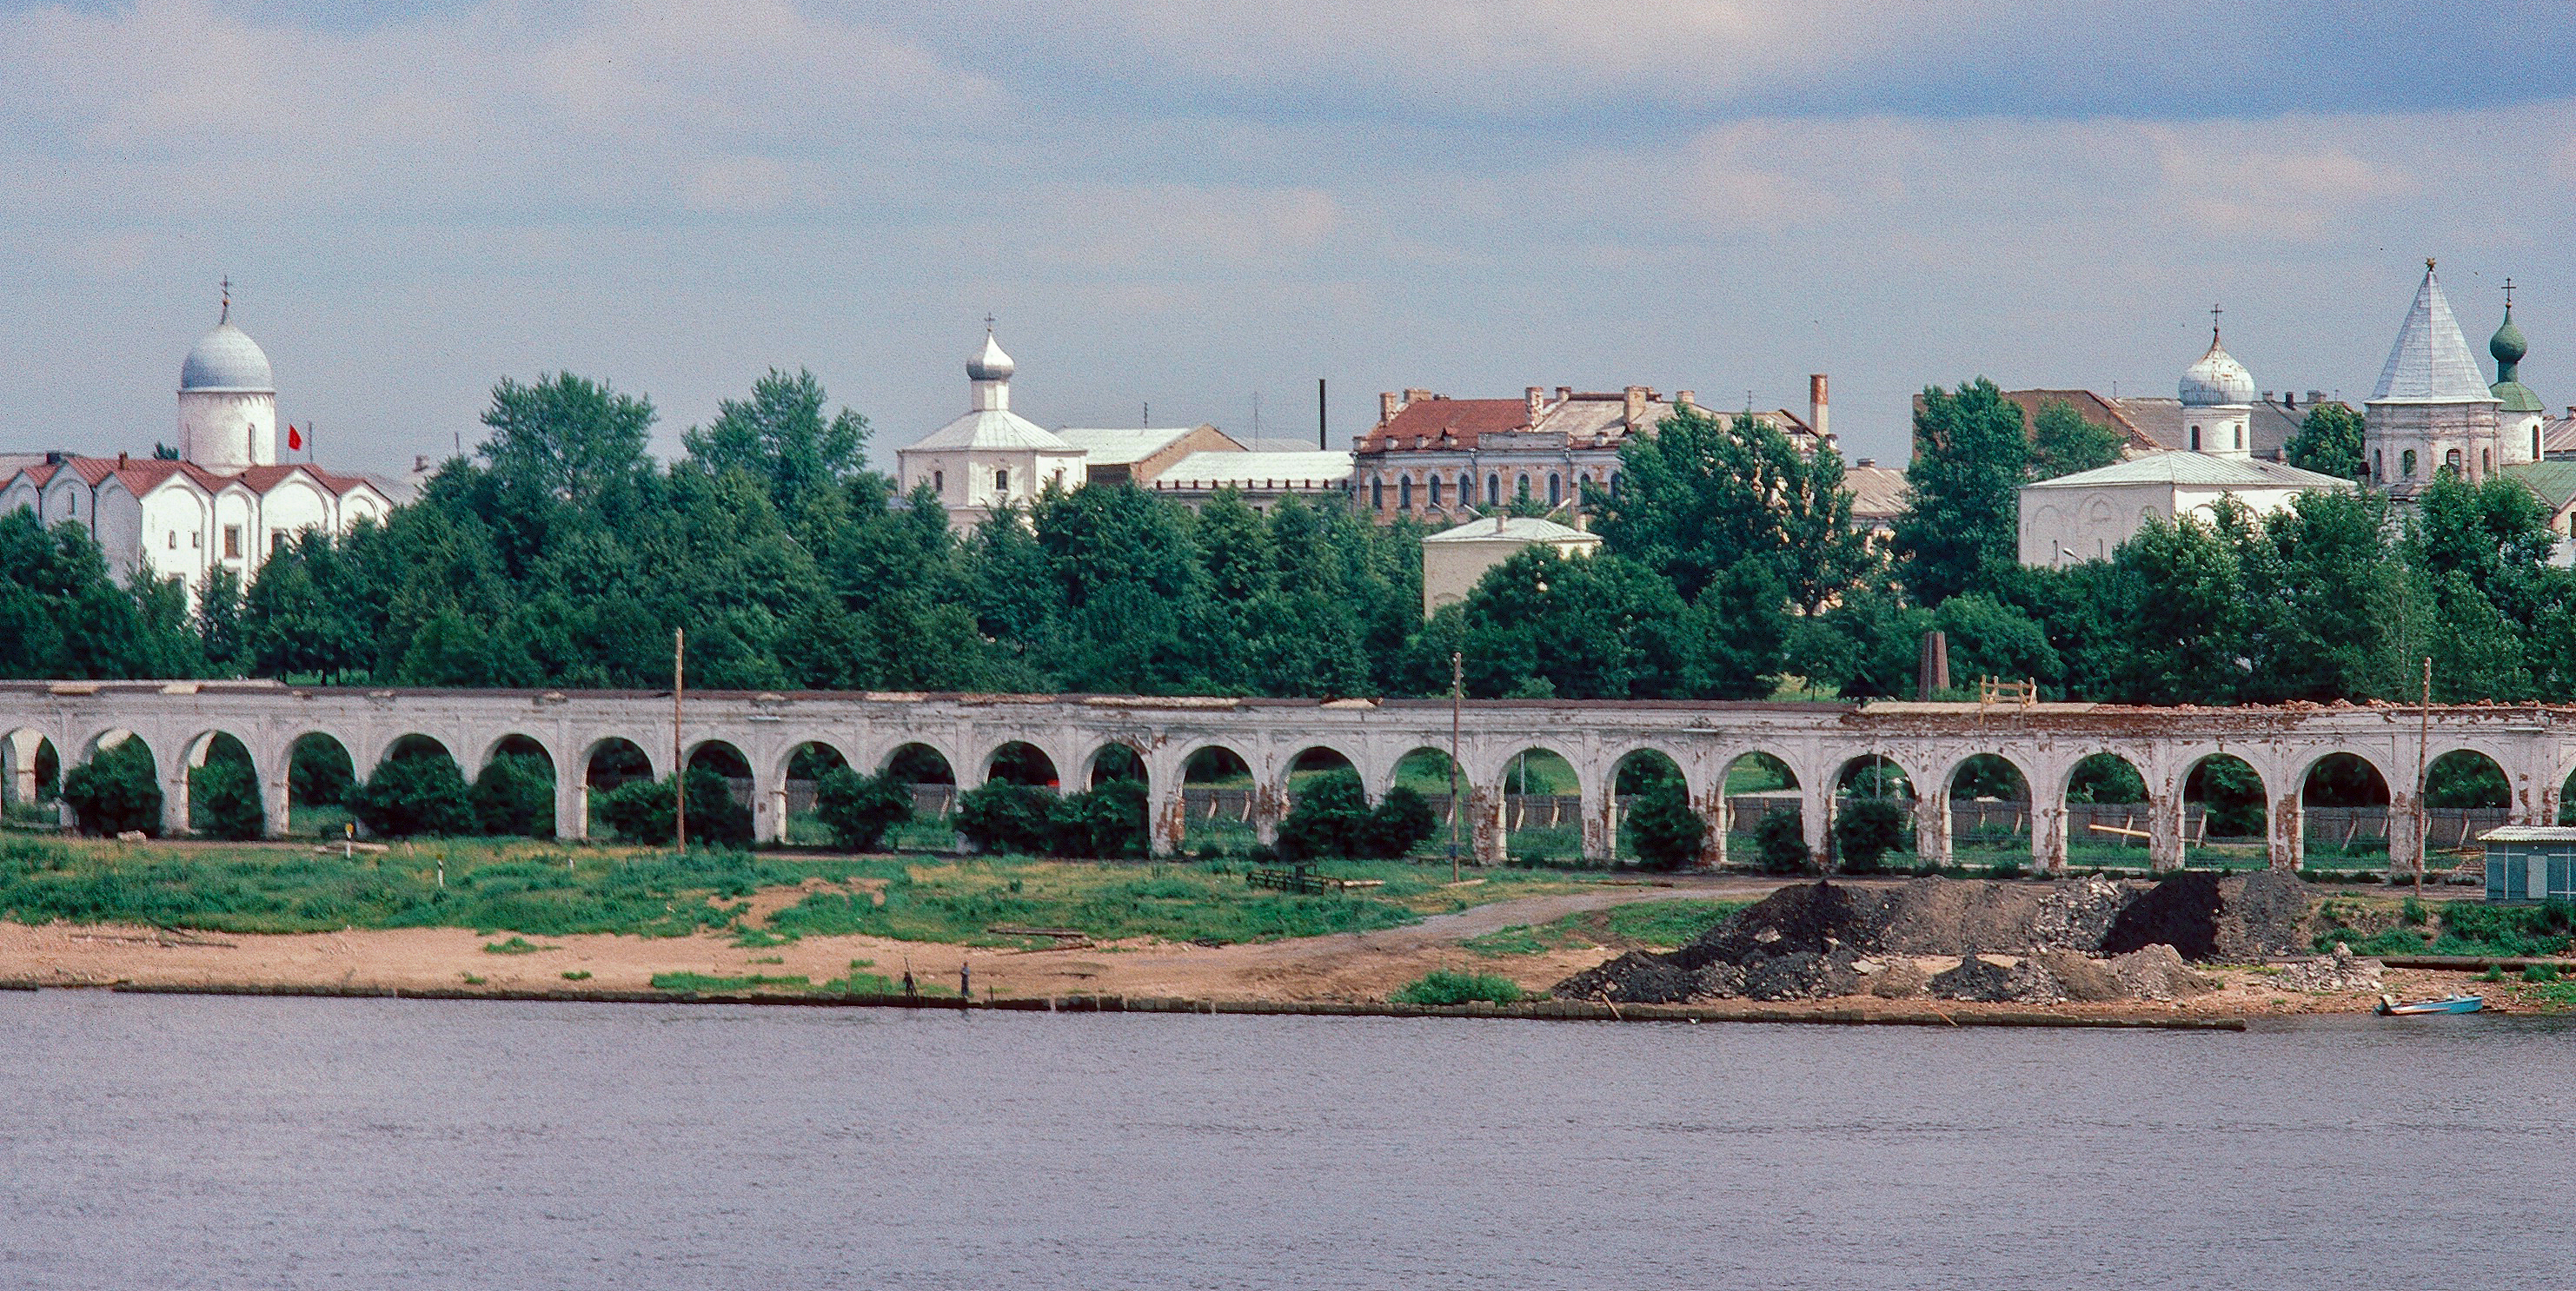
2272, 943, 2384, 993
1555, 871, 2303, 1006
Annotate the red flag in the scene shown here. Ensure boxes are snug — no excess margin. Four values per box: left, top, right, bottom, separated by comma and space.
287, 425, 302, 450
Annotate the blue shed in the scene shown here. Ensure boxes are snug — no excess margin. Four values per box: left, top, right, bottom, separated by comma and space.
2480, 826, 2576, 903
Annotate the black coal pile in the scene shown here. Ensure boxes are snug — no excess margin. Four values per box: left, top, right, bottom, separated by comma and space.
1554, 871, 2298, 1005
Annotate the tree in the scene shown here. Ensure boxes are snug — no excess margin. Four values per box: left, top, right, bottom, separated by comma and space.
955, 781, 1058, 854
61, 739, 162, 836
682, 367, 870, 513
1047, 781, 1149, 858
597, 767, 751, 846
2283, 402, 2367, 480
2028, 399, 2125, 480
477, 373, 654, 506
189, 758, 265, 840
1753, 809, 1809, 874
813, 767, 914, 852
1834, 797, 1909, 873
1357, 785, 1437, 860
1590, 405, 1869, 612
1275, 770, 1372, 862
197, 566, 248, 676
346, 751, 475, 837
1623, 774, 1705, 871
1894, 379, 2029, 604
471, 752, 555, 837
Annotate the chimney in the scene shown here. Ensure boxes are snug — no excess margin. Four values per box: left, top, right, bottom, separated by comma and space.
2281, 391, 2294, 409
1378, 391, 1398, 425
2307, 390, 2326, 405
1526, 386, 1545, 422
1556, 386, 1572, 403
1856, 457, 1876, 468
117, 451, 128, 468
1809, 374, 1829, 440
1676, 390, 1696, 408
1622, 386, 1647, 427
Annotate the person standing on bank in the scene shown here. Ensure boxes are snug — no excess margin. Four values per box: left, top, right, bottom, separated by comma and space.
959, 960, 972, 1002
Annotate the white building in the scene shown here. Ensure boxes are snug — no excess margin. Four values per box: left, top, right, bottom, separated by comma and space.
1, 293, 394, 603
1145, 450, 1355, 513
2019, 323, 2353, 566
2366, 262, 2513, 495
896, 329, 1087, 530
1420, 515, 1602, 616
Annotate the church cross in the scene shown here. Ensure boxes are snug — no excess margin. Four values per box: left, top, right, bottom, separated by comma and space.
220, 275, 232, 322
2504, 278, 2515, 309
2209, 302, 2222, 338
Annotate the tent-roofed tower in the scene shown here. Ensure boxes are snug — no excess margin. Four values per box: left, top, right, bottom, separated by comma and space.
2363, 260, 2501, 498
2492, 281, 2546, 466
177, 280, 277, 472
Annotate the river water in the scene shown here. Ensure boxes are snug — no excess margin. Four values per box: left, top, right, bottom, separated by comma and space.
3, 991, 2570, 1289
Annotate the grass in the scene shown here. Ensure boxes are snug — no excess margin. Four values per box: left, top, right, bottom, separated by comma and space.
648, 971, 812, 993
1391, 969, 1524, 1005
1464, 898, 1746, 957
2310, 896, 2576, 957
561, 970, 591, 981
481, 936, 555, 955
767, 857, 1583, 947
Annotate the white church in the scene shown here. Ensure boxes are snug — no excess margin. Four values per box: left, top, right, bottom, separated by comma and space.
1, 289, 397, 603
2022, 262, 2547, 566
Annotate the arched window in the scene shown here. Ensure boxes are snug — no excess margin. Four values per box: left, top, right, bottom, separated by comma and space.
1486, 474, 1499, 506
995, 467, 1010, 492
1610, 471, 1623, 496
2371, 450, 2381, 480
1428, 474, 1443, 506
1371, 477, 1384, 510
1398, 476, 1412, 509
2444, 448, 2461, 475
1547, 473, 1561, 505
2234, 425, 2243, 450
1460, 473, 1473, 506
2402, 449, 2417, 479
933, 469, 944, 493
2190, 425, 2201, 450
2483, 448, 2493, 474
1516, 473, 1530, 499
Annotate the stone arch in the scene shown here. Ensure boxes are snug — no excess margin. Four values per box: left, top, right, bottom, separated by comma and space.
1942, 751, 2031, 862
579, 736, 654, 839
1829, 753, 1915, 872
2061, 751, 2150, 868
284, 731, 357, 836
1284, 745, 1364, 804
773, 741, 853, 847
61, 728, 161, 837
1177, 742, 1258, 852
985, 740, 1060, 789
1495, 745, 1581, 862
3, 726, 62, 811
475, 733, 559, 838
2423, 747, 2510, 853
2182, 751, 2266, 861
379, 732, 455, 768
2296, 752, 2391, 870
778, 738, 853, 785
181, 729, 261, 838
878, 742, 959, 825
1388, 746, 1466, 855
1608, 746, 1689, 864
1085, 740, 1146, 788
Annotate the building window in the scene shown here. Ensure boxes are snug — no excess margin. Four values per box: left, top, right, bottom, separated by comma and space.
270, 530, 287, 555
933, 470, 943, 493
2401, 449, 2417, 479
1371, 478, 1384, 510
2235, 425, 2244, 450
2537, 427, 2545, 460
2371, 451, 2381, 480
2483, 449, 2493, 474
190, 531, 200, 548
223, 526, 241, 559
1610, 471, 1623, 497
1399, 476, 1412, 509
995, 468, 1010, 492
2189, 425, 2201, 450
165, 531, 176, 549
2443, 449, 2461, 475
1429, 475, 1443, 507
1459, 473, 1472, 507
1547, 473, 1561, 506
1516, 474, 1530, 499
1486, 474, 1499, 506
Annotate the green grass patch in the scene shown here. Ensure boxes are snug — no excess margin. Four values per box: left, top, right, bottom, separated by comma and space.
481, 936, 555, 955
648, 971, 812, 993
561, 970, 591, 981
1464, 898, 1745, 957
1391, 969, 1524, 1005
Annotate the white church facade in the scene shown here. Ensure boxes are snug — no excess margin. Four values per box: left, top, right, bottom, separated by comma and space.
1, 292, 395, 602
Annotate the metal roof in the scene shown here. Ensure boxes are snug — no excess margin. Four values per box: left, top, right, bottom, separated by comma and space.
2477, 826, 2576, 844
903, 408, 1072, 453
1055, 427, 1198, 465
1423, 515, 1597, 544
1155, 450, 1351, 487
2020, 450, 2356, 491
180, 321, 274, 392
2372, 266, 2498, 403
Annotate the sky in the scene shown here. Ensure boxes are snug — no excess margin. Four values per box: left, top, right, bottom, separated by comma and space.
3, 0, 2573, 478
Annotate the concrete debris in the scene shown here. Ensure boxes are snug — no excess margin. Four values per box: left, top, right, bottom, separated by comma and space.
1929, 953, 2066, 1005
2273, 943, 2384, 993
2107, 943, 2222, 1000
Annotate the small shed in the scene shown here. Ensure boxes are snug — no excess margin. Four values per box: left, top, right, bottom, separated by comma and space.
2478, 825, 2576, 902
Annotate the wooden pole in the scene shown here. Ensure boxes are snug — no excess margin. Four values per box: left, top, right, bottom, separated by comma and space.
2415, 655, 2431, 897
674, 627, 687, 851
1449, 651, 1463, 882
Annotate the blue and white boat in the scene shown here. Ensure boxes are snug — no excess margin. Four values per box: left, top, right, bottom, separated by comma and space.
2377, 993, 2484, 1016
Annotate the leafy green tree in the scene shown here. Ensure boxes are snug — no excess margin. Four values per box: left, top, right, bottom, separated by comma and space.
1048, 781, 1149, 858
1754, 809, 1809, 874
1894, 379, 2028, 603
478, 373, 654, 506
1358, 786, 1437, 860
1834, 797, 1909, 873
1275, 769, 1372, 862
682, 367, 869, 513
954, 781, 1057, 854
2283, 402, 2367, 480
597, 767, 751, 846
61, 738, 162, 836
1623, 773, 1705, 871
2028, 399, 2125, 479
197, 566, 248, 676
1456, 549, 1683, 699
1590, 405, 1869, 612
471, 752, 556, 837
813, 767, 914, 851
347, 751, 475, 837
189, 758, 265, 840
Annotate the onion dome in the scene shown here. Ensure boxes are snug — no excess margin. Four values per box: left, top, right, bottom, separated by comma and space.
2493, 300, 2543, 414
180, 300, 275, 392
966, 328, 1015, 382
2180, 329, 2255, 407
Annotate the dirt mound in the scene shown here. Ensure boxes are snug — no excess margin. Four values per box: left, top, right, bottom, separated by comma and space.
2099, 871, 2312, 962
1554, 951, 1701, 1004
1676, 881, 1891, 970
1875, 875, 2136, 956
2108, 943, 2221, 1000
1929, 954, 2066, 1004
2274, 943, 2383, 993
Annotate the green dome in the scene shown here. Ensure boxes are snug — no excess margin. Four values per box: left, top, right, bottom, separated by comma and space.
2492, 308, 2527, 367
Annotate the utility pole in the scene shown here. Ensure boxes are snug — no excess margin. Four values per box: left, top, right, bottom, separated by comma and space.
1449, 651, 1464, 882
1318, 378, 1328, 450
2415, 655, 2431, 897
674, 628, 687, 851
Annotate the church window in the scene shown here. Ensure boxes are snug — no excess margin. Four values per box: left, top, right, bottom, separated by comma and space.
933, 470, 943, 493
2401, 450, 2416, 479
223, 526, 241, 559
1548, 474, 1561, 505
1429, 475, 1443, 506
1486, 474, 1499, 506
189, 531, 199, 549
269, 530, 287, 555
1516, 474, 1530, 499
1371, 478, 1384, 510
1610, 471, 1623, 497
995, 468, 1010, 492
2371, 450, 2381, 480
2234, 426, 2243, 450
2189, 425, 2201, 450
2443, 449, 2461, 475
2483, 449, 2492, 474
166, 531, 176, 549
1399, 476, 1412, 509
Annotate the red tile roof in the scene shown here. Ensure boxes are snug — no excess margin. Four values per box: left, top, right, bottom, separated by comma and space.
3, 456, 388, 500
1359, 397, 1532, 454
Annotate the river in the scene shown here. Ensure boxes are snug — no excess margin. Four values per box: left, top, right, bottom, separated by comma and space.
2, 991, 2569, 1289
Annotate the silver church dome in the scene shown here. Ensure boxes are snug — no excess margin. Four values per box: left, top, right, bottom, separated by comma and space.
966, 328, 1015, 382
2179, 331, 2254, 407
181, 320, 275, 392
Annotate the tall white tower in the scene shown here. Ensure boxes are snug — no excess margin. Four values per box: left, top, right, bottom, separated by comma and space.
2178, 308, 2255, 460
176, 282, 276, 471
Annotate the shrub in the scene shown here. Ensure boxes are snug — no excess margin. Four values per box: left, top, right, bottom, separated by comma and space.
1623, 777, 1705, 871
813, 767, 913, 851
1754, 809, 1809, 874
188, 758, 265, 840
1359, 785, 1438, 859
289, 737, 355, 807
60, 739, 163, 837
1048, 780, 1148, 858
1834, 796, 1909, 873
955, 781, 1056, 854
471, 752, 555, 837
346, 753, 475, 837
1277, 771, 1439, 862
2522, 963, 2561, 984
1391, 969, 1524, 1005
598, 767, 752, 846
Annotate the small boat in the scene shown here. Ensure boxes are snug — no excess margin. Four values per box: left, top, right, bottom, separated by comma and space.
2377, 993, 2484, 1016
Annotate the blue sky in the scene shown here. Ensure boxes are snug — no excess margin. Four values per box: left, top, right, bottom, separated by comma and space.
4, 0, 2571, 477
